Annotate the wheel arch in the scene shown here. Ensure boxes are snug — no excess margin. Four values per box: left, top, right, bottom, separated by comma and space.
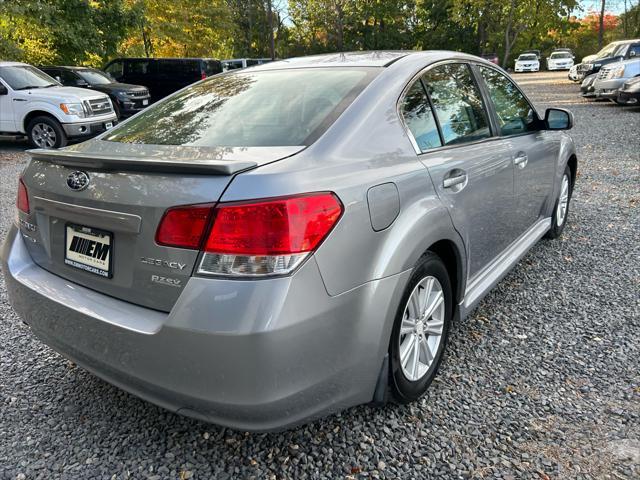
567, 154, 578, 190
23, 110, 62, 132
426, 239, 465, 306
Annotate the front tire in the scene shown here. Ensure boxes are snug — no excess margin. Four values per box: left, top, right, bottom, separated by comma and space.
545, 166, 572, 239
389, 253, 453, 403
27, 116, 67, 149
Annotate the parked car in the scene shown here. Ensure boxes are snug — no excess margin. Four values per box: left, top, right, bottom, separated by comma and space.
568, 64, 581, 81
0, 61, 117, 148
522, 49, 542, 60
39, 66, 150, 119
480, 53, 499, 65
547, 51, 575, 71
593, 58, 640, 102
222, 58, 273, 71
580, 73, 599, 98
1, 51, 577, 431
576, 39, 640, 80
616, 75, 640, 105
103, 57, 223, 103
515, 53, 540, 72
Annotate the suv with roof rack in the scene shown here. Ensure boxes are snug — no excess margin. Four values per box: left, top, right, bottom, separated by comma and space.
0, 62, 117, 148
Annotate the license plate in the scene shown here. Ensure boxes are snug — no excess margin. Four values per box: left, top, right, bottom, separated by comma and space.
142, 99, 149, 106
105, 122, 113, 129
64, 224, 113, 278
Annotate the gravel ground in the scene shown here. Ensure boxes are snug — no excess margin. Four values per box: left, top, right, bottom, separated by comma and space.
0, 72, 639, 480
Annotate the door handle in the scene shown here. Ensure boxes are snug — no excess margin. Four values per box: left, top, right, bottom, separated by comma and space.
443, 173, 468, 189
13, 98, 27, 102
514, 154, 528, 169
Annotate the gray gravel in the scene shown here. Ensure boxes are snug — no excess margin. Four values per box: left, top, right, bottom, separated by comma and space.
1, 72, 639, 480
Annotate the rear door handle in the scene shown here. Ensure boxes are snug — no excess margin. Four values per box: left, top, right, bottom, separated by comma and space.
514, 154, 528, 169
443, 173, 468, 190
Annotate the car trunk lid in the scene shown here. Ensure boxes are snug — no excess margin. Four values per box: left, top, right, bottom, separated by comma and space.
20, 141, 304, 312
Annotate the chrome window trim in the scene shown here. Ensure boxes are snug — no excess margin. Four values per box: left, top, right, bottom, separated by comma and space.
397, 59, 544, 156
397, 59, 495, 156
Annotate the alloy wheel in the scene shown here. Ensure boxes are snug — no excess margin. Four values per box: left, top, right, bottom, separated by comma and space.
32, 123, 57, 148
398, 276, 445, 381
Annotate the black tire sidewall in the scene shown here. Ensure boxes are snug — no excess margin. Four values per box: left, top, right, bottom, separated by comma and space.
547, 165, 572, 238
389, 253, 453, 404
27, 116, 67, 149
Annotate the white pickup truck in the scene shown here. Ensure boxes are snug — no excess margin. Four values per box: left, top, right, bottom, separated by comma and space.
0, 61, 118, 148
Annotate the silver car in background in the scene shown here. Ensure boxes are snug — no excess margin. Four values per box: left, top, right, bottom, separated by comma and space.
593, 58, 640, 102
1, 51, 577, 431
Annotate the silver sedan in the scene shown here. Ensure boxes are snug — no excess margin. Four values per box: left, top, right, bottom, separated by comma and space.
1, 51, 577, 431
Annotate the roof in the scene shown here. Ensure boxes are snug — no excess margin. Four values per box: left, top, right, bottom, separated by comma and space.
0, 61, 29, 67
254, 51, 412, 70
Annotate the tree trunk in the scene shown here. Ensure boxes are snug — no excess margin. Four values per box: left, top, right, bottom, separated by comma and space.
266, 0, 275, 59
335, 1, 344, 51
598, 0, 606, 49
502, 0, 517, 68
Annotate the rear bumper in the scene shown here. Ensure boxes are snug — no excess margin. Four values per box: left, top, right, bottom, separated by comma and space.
1, 225, 407, 431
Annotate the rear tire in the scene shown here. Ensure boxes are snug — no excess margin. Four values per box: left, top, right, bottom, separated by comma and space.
389, 252, 453, 404
27, 116, 67, 149
545, 165, 572, 239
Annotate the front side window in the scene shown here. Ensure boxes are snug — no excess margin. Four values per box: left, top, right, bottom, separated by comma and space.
0, 65, 58, 90
400, 81, 441, 151
421, 63, 490, 145
479, 66, 540, 136
103, 68, 378, 147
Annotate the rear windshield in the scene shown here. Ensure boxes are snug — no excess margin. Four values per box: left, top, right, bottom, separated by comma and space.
103, 67, 378, 147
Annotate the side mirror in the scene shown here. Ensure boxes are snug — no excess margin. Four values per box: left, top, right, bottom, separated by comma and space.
630, 50, 637, 58
0, 84, 7, 95
76, 79, 89, 87
55, 76, 62, 83
545, 108, 573, 130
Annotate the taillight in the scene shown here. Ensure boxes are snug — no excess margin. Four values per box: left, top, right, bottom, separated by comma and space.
201, 72, 207, 80
17, 178, 30, 214
199, 193, 343, 276
154, 193, 343, 277
155, 204, 213, 249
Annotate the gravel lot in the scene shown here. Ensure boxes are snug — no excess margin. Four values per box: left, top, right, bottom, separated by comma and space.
1, 71, 639, 480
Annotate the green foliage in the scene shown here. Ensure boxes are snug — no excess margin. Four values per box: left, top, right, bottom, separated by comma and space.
0, 0, 636, 68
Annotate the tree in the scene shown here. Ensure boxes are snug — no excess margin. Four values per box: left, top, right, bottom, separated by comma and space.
599, 0, 606, 48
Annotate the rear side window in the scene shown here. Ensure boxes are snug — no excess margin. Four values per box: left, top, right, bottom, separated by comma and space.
204, 60, 222, 75
421, 63, 490, 145
127, 60, 150, 75
103, 68, 379, 147
104, 61, 123, 78
479, 66, 539, 136
401, 81, 441, 151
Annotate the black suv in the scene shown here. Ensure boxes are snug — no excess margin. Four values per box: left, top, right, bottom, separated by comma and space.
102, 58, 223, 103
578, 39, 640, 77
39, 66, 150, 119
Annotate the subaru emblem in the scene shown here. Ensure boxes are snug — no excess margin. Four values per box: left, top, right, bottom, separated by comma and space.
66, 171, 90, 191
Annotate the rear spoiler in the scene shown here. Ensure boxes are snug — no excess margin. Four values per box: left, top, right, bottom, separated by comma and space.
28, 149, 258, 175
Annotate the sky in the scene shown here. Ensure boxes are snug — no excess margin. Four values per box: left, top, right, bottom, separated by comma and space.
579, 0, 637, 16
